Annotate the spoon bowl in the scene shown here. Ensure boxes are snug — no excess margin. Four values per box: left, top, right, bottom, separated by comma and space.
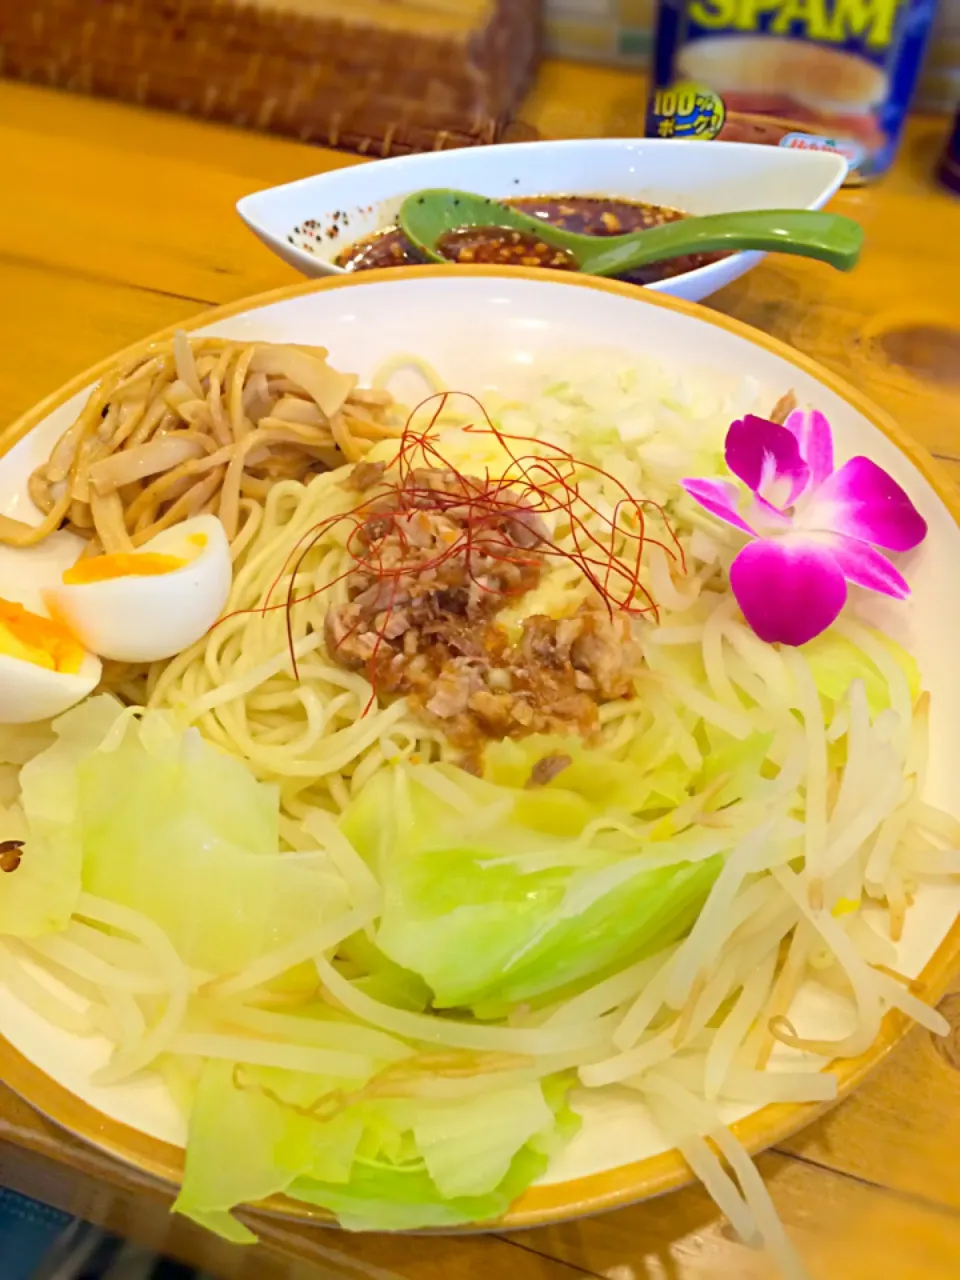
399, 189, 863, 277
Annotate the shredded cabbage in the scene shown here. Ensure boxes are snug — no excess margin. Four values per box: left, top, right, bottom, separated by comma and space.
0, 697, 119, 936
175, 1059, 578, 1235
340, 761, 725, 1011
6, 698, 351, 974
804, 629, 921, 716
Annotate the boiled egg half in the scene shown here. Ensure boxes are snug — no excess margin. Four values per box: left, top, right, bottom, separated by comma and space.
0, 598, 101, 724
44, 515, 232, 664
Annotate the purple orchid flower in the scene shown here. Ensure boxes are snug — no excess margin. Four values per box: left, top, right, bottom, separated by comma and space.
681, 410, 927, 646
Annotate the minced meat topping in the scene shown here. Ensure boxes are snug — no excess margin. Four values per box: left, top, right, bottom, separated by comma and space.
324, 463, 643, 754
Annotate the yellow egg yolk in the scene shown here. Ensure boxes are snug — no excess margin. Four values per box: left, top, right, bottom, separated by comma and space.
62, 551, 187, 585
0, 599, 86, 674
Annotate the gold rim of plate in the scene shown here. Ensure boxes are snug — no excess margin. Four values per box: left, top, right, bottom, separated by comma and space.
2, 265, 959, 1231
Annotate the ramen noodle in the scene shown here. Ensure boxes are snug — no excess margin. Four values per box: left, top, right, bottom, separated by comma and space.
649, 0, 939, 183
2, 335, 403, 559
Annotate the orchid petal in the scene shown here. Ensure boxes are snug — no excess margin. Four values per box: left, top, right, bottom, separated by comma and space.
725, 416, 810, 510
681, 478, 756, 535
785, 408, 834, 490
818, 533, 912, 599
729, 536, 847, 646
802, 456, 928, 551
745, 493, 793, 532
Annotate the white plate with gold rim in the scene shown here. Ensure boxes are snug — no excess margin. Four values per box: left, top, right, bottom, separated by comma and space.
0, 267, 957, 1228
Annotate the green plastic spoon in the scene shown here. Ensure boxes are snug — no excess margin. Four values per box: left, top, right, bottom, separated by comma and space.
398, 188, 863, 277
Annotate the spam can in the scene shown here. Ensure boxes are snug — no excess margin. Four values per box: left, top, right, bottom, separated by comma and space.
649, 0, 940, 182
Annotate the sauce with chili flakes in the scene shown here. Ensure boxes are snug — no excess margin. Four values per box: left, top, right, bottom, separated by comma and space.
336, 227, 421, 271
436, 227, 577, 270
333, 194, 721, 284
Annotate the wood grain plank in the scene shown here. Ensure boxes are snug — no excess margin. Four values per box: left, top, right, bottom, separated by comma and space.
0, 80, 355, 307
518, 60, 646, 140
711, 239, 960, 461
0, 258, 203, 426
501, 1152, 960, 1280
931, 458, 960, 488
777, 977, 960, 1211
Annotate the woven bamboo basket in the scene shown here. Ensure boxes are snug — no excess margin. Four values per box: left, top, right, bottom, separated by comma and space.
0, 0, 543, 155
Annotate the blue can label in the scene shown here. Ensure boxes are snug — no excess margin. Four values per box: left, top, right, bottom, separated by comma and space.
651, 0, 939, 180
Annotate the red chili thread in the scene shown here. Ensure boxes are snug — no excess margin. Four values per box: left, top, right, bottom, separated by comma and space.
223, 391, 685, 700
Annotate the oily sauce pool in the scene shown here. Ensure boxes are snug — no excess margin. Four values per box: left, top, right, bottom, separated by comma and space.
332, 195, 721, 285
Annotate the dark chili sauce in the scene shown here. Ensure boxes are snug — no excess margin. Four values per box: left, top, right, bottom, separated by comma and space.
333, 195, 721, 285
436, 226, 579, 271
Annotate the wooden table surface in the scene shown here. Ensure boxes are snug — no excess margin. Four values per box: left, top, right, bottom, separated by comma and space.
2, 60, 960, 1280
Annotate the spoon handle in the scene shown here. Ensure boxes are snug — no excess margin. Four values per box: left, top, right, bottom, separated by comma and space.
584, 210, 863, 277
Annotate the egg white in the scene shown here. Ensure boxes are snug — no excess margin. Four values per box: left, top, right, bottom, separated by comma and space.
44, 515, 233, 664
0, 647, 102, 725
